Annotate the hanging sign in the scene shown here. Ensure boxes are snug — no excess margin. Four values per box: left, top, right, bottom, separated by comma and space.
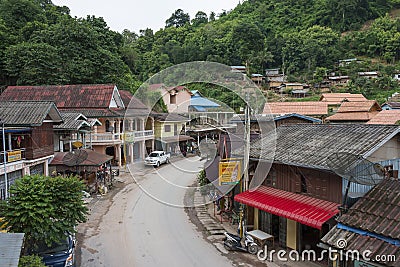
219, 159, 241, 186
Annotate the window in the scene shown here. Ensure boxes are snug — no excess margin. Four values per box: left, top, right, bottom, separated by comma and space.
164, 125, 171, 132
170, 94, 176, 104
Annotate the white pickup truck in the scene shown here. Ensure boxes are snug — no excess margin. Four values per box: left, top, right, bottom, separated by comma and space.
144, 151, 170, 167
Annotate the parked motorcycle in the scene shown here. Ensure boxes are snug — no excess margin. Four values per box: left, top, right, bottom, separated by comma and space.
223, 232, 259, 254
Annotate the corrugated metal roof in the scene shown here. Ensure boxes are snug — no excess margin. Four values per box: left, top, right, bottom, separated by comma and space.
54, 112, 90, 130
0, 101, 62, 126
0, 233, 25, 267
65, 108, 124, 118
234, 186, 340, 229
190, 96, 220, 108
240, 124, 400, 170
1, 84, 117, 109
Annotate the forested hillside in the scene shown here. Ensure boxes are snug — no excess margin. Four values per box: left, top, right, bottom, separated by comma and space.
0, 0, 400, 104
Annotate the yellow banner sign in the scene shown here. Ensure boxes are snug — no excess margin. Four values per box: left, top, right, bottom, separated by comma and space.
7, 150, 22, 163
219, 160, 241, 186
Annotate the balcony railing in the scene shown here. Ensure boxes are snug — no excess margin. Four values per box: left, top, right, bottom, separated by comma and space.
0, 148, 26, 164
123, 130, 154, 142
91, 130, 154, 144
91, 133, 123, 143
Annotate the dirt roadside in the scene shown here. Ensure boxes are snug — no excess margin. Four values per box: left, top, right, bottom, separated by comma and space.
75, 171, 134, 267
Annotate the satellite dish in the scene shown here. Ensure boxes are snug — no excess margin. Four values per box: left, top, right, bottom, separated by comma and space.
326, 152, 384, 186
326, 152, 385, 212
63, 150, 88, 167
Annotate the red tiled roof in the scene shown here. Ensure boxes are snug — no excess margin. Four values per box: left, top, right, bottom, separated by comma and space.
326, 111, 379, 122
118, 90, 148, 110
322, 226, 400, 266
264, 101, 328, 116
0, 84, 116, 109
337, 100, 381, 112
320, 93, 367, 105
338, 178, 400, 239
367, 110, 400, 125
326, 100, 381, 122
234, 186, 340, 229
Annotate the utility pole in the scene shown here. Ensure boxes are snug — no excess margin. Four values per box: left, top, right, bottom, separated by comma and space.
1, 119, 8, 199
243, 91, 251, 192
240, 89, 251, 237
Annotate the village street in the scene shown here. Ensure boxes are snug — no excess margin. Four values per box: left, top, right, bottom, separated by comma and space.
78, 157, 235, 267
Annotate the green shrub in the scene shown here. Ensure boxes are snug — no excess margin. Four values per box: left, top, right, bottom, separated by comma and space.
18, 255, 46, 267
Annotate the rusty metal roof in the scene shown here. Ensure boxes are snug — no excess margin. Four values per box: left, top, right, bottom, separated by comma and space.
1, 84, 118, 109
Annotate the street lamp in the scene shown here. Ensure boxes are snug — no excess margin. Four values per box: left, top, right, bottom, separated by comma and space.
0, 119, 8, 199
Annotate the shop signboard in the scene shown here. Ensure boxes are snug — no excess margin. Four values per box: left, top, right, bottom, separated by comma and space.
219, 159, 241, 186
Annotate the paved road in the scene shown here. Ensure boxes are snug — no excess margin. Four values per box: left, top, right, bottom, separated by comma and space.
80, 157, 234, 267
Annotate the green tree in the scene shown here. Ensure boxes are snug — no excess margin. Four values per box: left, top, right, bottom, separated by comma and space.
165, 9, 190, 28
191, 11, 208, 27
4, 42, 64, 85
0, 175, 88, 254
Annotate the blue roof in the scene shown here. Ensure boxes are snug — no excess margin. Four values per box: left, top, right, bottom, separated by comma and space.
190, 96, 220, 108
191, 106, 207, 112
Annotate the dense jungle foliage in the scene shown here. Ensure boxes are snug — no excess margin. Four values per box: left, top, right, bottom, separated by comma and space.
0, 0, 400, 105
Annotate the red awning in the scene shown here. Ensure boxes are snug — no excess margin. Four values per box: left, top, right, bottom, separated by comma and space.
234, 186, 340, 229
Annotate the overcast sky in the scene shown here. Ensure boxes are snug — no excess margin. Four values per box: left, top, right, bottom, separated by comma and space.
51, 0, 240, 33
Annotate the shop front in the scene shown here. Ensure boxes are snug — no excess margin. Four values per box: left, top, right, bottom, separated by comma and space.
235, 186, 340, 252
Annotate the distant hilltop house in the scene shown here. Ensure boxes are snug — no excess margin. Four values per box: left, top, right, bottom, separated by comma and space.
327, 75, 350, 87
230, 65, 247, 74
358, 71, 379, 79
338, 58, 361, 67
265, 68, 286, 91
382, 102, 400, 110
251, 73, 264, 85
387, 92, 400, 103
394, 72, 400, 81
